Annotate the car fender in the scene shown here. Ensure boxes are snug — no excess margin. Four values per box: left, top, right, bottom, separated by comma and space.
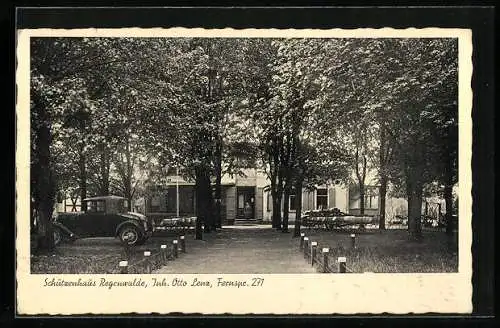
52, 221, 77, 238
115, 220, 144, 237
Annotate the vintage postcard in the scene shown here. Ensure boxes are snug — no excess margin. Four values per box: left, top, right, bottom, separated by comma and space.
16, 27, 472, 315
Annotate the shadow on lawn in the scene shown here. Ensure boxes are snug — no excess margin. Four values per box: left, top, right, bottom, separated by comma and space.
29, 227, 458, 274
302, 229, 458, 273
30, 233, 187, 274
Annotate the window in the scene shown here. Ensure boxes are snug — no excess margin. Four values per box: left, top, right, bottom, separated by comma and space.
364, 187, 379, 209
87, 200, 105, 213
167, 187, 195, 214
86, 201, 95, 212
316, 188, 328, 210
96, 200, 105, 212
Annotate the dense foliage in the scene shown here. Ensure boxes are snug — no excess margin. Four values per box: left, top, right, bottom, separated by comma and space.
30, 37, 458, 248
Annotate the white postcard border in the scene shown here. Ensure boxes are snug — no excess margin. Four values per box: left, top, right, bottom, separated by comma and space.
16, 27, 473, 315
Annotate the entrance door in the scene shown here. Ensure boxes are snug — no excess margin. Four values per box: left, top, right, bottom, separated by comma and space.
236, 187, 255, 220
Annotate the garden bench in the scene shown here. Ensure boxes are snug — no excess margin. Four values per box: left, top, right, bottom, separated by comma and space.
302, 210, 377, 231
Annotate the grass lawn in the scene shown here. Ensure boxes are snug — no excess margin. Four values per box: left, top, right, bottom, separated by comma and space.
30, 231, 190, 274
301, 228, 458, 273
30, 226, 458, 274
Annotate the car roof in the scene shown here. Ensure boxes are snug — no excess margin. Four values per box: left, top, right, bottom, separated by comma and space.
82, 195, 126, 201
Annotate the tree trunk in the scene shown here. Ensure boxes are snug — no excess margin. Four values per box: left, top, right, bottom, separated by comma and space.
195, 168, 213, 234
276, 171, 285, 230
207, 179, 216, 232
293, 179, 303, 237
31, 164, 39, 233
282, 129, 298, 234
194, 167, 205, 240
124, 137, 133, 211
444, 182, 454, 235
441, 147, 454, 235
201, 182, 211, 234
359, 184, 365, 215
378, 174, 388, 230
269, 178, 277, 228
30, 200, 37, 232
214, 137, 223, 229
34, 97, 56, 251
407, 181, 423, 240
282, 183, 291, 233
269, 138, 283, 229
355, 143, 367, 216
37, 171, 56, 251
270, 162, 283, 230
78, 145, 87, 211
214, 187, 222, 229
378, 126, 389, 230
36, 201, 55, 251
272, 191, 282, 230
99, 142, 110, 195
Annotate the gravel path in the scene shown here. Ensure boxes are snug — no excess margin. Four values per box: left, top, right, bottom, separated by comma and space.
154, 225, 317, 274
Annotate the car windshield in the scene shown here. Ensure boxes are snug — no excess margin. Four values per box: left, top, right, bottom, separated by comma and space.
107, 199, 128, 213
121, 199, 129, 213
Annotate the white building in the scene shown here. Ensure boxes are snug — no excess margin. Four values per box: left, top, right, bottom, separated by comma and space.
55, 168, 451, 224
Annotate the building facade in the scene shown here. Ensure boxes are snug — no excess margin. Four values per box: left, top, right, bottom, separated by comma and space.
144, 169, 268, 225
143, 169, 415, 224
55, 169, 451, 224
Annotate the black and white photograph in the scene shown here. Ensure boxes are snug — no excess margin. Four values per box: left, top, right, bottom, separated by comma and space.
16, 26, 473, 315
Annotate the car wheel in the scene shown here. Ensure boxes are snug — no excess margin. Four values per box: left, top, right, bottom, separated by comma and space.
53, 227, 63, 246
119, 226, 141, 246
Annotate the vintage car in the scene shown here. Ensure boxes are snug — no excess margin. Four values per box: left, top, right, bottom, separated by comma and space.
52, 195, 153, 246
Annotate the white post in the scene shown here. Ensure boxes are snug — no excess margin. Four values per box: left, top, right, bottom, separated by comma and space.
322, 248, 330, 273
119, 260, 128, 274
144, 251, 152, 273
173, 239, 179, 258
338, 256, 347, 273
160, 244, 167, 263
176, 166, 180, 218
310, 241, 318, 266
